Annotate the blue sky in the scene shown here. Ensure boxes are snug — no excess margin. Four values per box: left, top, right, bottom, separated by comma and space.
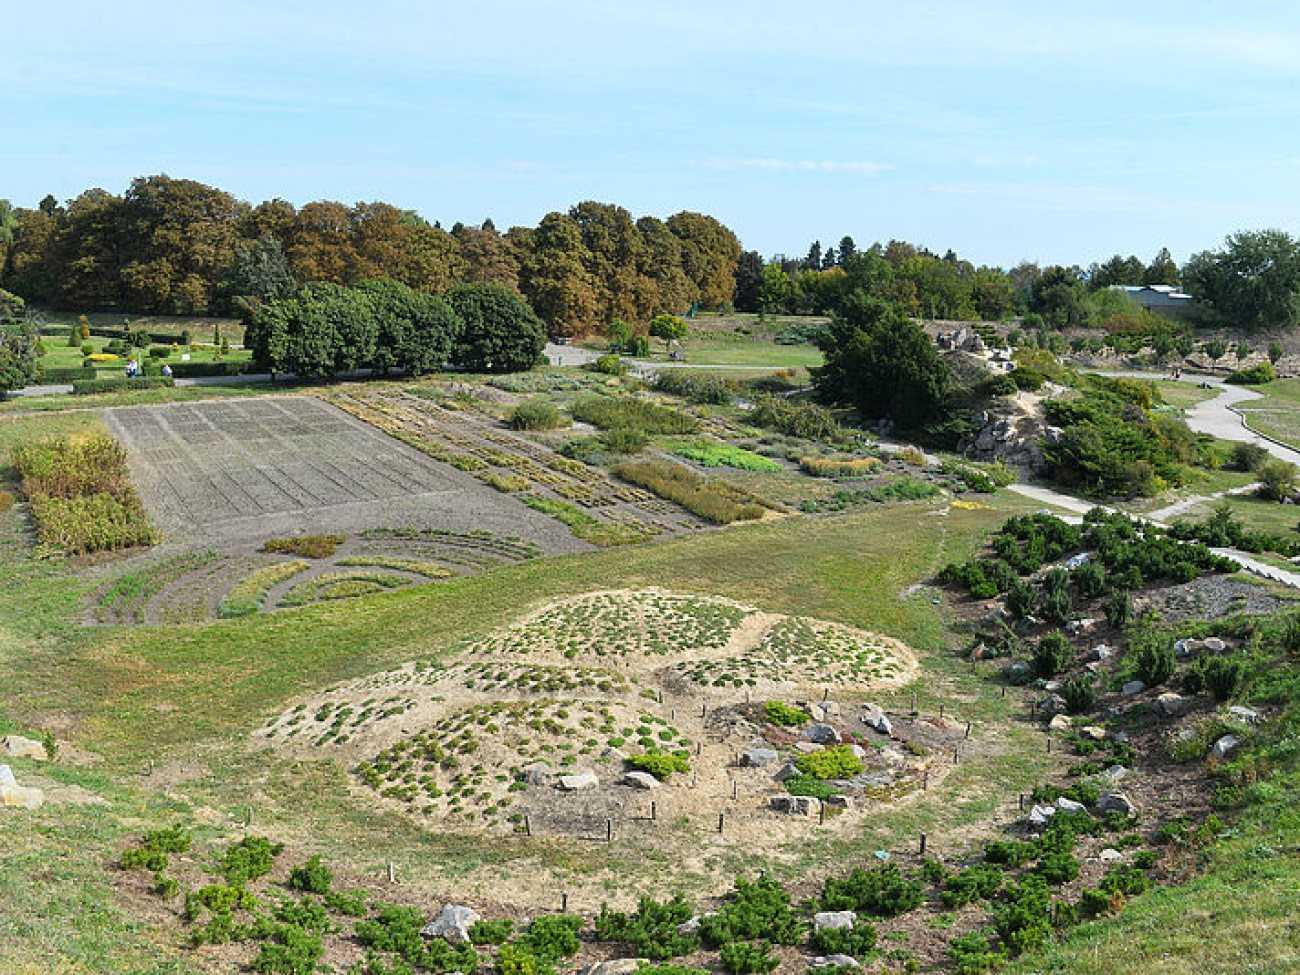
7, 1, 1300, 269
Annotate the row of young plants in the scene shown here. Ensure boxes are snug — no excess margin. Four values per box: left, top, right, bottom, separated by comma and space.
10, 433, 159, 553
122, 811, 1198, 975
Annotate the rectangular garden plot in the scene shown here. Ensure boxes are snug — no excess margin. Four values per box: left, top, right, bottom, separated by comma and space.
100, 397, 584, 550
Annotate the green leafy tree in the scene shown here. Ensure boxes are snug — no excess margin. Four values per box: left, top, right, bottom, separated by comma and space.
0, 289, 39, 396
446, 282, 547, 373
355, 278, 459, 375
1202, 338, 1228, 367
758, 264, 793, 316
221, 236, 296, 314
733, 250, 765, 313
1183, 229, 1300, 330
650, 313, 689, 352
814, 294, 948, 429
1268, 340, 1285, 364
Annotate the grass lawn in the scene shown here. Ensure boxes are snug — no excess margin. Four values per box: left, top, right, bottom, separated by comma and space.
1153, 380, 1220, 411
38, 327, 252, 379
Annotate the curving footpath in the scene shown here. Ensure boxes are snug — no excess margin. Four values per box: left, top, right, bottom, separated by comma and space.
1009, 372, 1300, 589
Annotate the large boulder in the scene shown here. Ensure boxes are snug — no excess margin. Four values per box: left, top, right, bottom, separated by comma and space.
1055, 797, 1086, 814
558, 771, 599, 791
421, 904, 480, 943
1048, 714, 1072, 733
1121, 681, 1146, 697
811, 956, 861, 969
1155, 693, 1189, 718
520, 763, 553, 787
1228, 706, 1259, 724
1096, 791, 1136, 817
771, 795, 821, 816
2, 736, 47, 761
773, 763, 803, 783
1210, 734, 1241, 764
585, 961, 647, 975
1028, 804, 1057, 826
804, 723, 842, 745
0, 765, 44, 810
743, 748, 779, 768
623, 771, 660, 790
813, 911, 856, 931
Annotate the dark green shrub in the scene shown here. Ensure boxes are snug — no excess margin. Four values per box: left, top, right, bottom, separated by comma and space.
949, 931, 1007, 975
809, 922, 878, 959
1183, 655, 1247, 701
1073, 561, 1107, 597
602, 428, 650, 453
1100, 864, 1149, 897
1103, 589, 1132, 628
746, 395, 842, 441
1061, 674, 1095, 714
1133, 850, 1158, 870
700, 876, 806, 946
595, 894, 698, 960
121, 827, 190, 873
1033, 852, 1080, 885
782, 773, 839, 800
356, 904, 479, 971
941, 864, 1004, 908
718, 940, 779, 974
287, 854, 332, 895
1226, 362, 1275, 385
591, 354, 626, 376
148, 345, 171, 358
517, 914, 584, 962
984, 840, 1037, 868
220, 836, 283, 886
1039, 587, 1073, 626
919, 858, 951, 884
571, 396, 698, 435
1005, 580, 1036, 618
251, 924, 324, 975
1132, 632, 1176, 687
992, 874, 1056, 956
323, 891, 368, 916
469, 919, 515, 945
821, 864, 923, 919
1032, 631, 1074, 679
1079, 887, 1115, 918
71, 376, 175, 394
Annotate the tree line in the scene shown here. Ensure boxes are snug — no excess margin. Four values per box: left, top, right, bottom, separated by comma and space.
4, 179, 1300, 335
0, 178, 740, 337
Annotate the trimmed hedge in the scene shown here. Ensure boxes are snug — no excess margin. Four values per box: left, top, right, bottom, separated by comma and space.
72, 376, 175, 395
38, 365, 98, 383
170, 360, 253, 378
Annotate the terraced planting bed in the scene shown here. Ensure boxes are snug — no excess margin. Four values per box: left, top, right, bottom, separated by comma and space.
255, 589, 930, 842
85, 527, 546, 624
324, 388, 707, 545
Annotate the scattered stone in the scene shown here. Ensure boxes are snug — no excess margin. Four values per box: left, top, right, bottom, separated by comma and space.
1228, 706, 1259, 724
1112, 731, 1130, 744
1203, 637, 1227, 654
601, 747, 627, 762
623, 771, 660, 790
822, 701, 842, 717
804, 723, 842, 745
1122, 681, 1146, 696
847, 744, 867, 760
743, 748, 779, 768
1084, 662, 1103, 674
825, 795, 856, 809
1028, 804, 1057, 825
586, 961, 646, 975
1048, 714, 1072, 733
1055, 797, 1086, 814
1090, 645, 1112, 662
1155, 693, 1189, 718
1, 736, 47, 761
771, 795, 822, 816
773, 763, 803, 783
813, 911, 856, 931
1007, 661, 1032, 679
1044, 680, 1064, 693
1210, 734, 1240, 764
558, 771, 598, 791
793, 742, 824, 754
1065, 553, 1091, 570
0, 765, 44, 810
1174, 638, 1198, 658
803, 704, 826, 722
1081, 726, 1107, 741
1096, 791, 1136, 817
811, 955, 861, 969
421, 905, 480, 943
521, 763, 554, 787
861, 705, 893, 736
1098, 848, 1122, 862
1103, 765, 1130, 783
1065, 618, 1096, 635
1041, 694, 1068, 715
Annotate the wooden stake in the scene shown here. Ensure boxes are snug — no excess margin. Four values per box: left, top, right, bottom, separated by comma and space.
822, 687, 829, 701
819, 805, 826, 824
920, 832, 927, 855
701, 704, 707, 718
1019, 793, 1025, 811
732, 779, 738, 800
718, 812, 725, 833
606, 818, 613, 843
387, 862, 395, 884
923, 770, 929, 790
524, 814, 532, 836
650, 800, 657, 822
562, 891, 569, 912
965, 721, 972, 739
939, 704, 945, 720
